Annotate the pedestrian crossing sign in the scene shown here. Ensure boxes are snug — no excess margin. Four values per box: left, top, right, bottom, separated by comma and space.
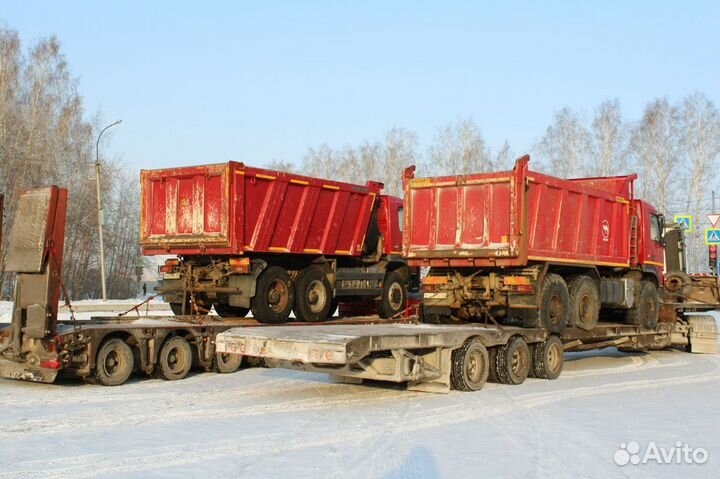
674, 215, 692, 232
705, 228, 720, 245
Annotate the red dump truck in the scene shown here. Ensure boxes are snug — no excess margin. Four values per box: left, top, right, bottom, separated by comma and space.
404, 155, 666, 333
141, 162, 410, 323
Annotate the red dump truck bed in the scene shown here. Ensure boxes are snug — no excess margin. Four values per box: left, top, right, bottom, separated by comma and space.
141, 162, 381, 257
403, 156, 636, 268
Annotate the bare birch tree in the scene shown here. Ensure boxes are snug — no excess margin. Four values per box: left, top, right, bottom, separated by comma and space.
630, 98, 682, 214
428, 118, 491, 176
536, 107, 589, 177
590, 99, 628, 176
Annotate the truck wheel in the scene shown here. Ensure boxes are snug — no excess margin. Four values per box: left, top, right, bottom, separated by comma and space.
496, 336, 530, 385
378, 271, 407, 318
214, 303, 249, 318
567, 275, 600, 331
252, 266, 295, 323
626, 281, 659, 329
531, 335, 564, 380
527, 273, 568, 333
293, 266, 332, 322
95, 338, 134, 386
451, 338, 489, 391
158, 336, 193, 380
215, 352, 243, 373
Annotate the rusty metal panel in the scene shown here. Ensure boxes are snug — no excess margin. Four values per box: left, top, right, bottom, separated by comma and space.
5, 188, 53, 272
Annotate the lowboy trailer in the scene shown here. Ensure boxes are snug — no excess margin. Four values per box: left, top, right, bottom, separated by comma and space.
215, 312, 717, 393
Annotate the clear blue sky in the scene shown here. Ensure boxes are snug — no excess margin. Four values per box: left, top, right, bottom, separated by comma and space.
2, 1, 719, 172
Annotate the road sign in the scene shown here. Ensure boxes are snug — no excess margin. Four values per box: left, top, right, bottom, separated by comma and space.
674, 215, 692, 232
705, 228, 720, 245
708, 214, 720, 227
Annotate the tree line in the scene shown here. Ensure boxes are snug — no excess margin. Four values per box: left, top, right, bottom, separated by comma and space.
0, 27, 142, 300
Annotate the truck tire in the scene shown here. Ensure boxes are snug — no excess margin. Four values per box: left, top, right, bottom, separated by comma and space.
95, 338, 134, 386
531, 335, 563, 380
294, 266, 332, 322
378, 271, 407, 318
626, 281, 659, 329
252, 266, 295, 323
567, 275, 600, 331
214, 303, 249, 319
525, 273, 568, 333
158, 336, 193, 380
215, 352, 243, 373
496, 336, 530, 385
451, 337, 489, 391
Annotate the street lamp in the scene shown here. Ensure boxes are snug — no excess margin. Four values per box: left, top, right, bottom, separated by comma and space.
95, 119, 122, 301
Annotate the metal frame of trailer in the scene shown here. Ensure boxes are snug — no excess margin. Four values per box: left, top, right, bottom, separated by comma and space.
215, 317, 716, 393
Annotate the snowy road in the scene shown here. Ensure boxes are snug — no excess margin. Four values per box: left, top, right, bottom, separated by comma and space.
0, 307, 718, 478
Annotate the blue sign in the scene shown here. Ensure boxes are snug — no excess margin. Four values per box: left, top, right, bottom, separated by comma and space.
674, 215, 692, 232
705, 228, 720, 245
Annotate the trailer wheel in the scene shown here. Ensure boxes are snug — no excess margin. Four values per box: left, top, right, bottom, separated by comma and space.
664, 271, 692, 297
496, 336, 531, 385
252, 266, 295, 323
158, 336, 193, 380
626, 281, 659, 329
378, 271, 407, 318
451, 338, 489, 391
294, 266, 332, 322
567, 275, 600, 331
214, 303, 249, 319
215, 352, 243, 373
531, 336, 564, 380
527, 273, 568, 333
95, 338, 134, 386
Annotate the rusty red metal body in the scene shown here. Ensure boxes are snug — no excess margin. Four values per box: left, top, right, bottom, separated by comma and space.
141, 162, 389, 257
403, 156, 664, 273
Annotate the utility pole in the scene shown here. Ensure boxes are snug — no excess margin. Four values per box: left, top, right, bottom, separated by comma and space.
95, 120, 122, 301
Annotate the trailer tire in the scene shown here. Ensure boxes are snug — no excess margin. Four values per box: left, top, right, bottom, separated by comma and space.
451, 338, 489, 391
158, 336, 193, 380
496, 336, 531, 385
215, 352, 243, 373
95, 338, 134, 386
531, 335, 564, 380
378, 271, 407, 318
567, 275, 600, 331
214, 303, 249, 319
626, 281, 659, 329
526, 273, 568, 333
664, 271, 692, 297
252, 266, 295, 323
294, 266, 332, 322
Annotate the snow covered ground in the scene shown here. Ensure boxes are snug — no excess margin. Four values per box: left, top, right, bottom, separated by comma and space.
0, 308, 717, 478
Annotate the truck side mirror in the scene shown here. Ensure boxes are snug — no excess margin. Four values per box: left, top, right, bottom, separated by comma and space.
658, 214, 666, 246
